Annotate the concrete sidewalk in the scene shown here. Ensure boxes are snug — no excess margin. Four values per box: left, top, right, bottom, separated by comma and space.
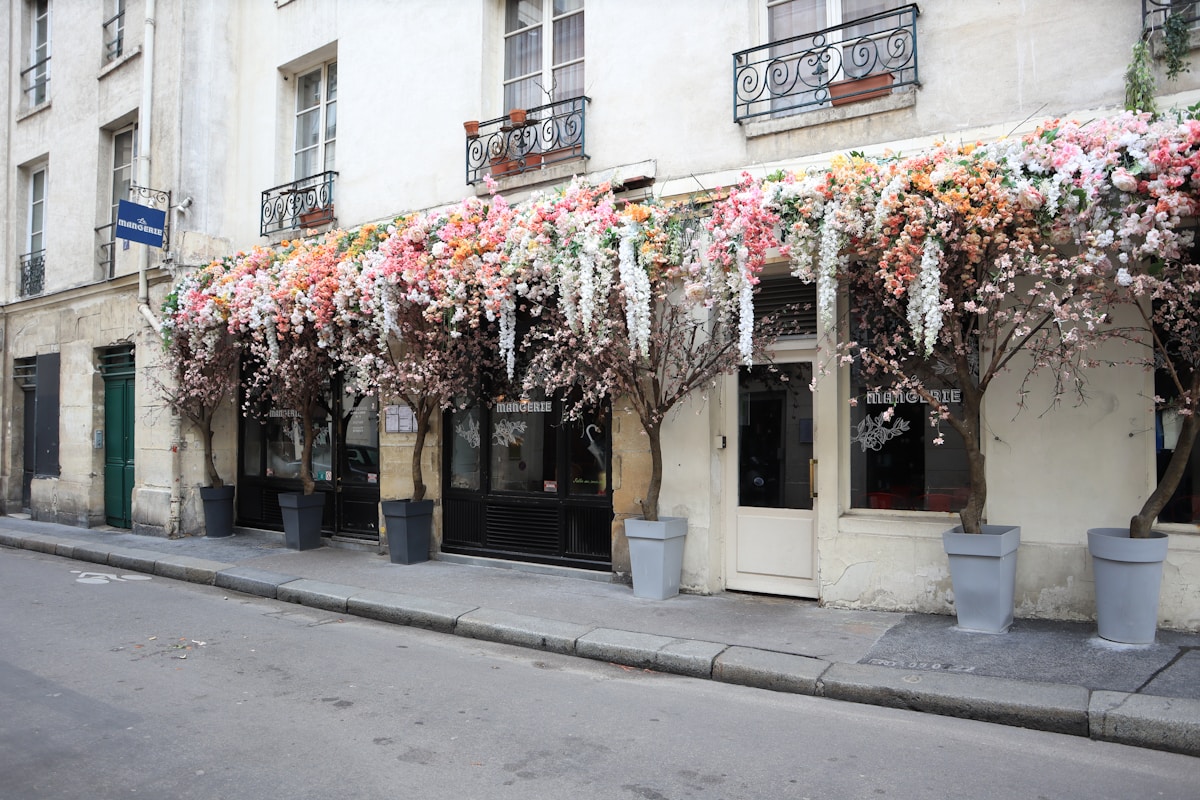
2, 515, 1198, 756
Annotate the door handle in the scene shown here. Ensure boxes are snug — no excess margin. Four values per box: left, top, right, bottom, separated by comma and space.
809, 458, 818, 499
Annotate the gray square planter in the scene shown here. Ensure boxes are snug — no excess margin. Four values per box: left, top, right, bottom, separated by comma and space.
943, 524, 1020, 633
278, 492, 325, 551
382, 499, 434, 565
1087, 527, 1168, 644
625, 516, 688, 600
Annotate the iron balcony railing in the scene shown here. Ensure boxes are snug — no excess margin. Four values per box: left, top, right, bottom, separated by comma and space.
465, 96, 588, 185
104, 4, 126, 62
1143, 0, 1199, 31
20, 56, 50, 105
95, 223, 116, 278
260, 171, 337, 236
20, 250, 45, 297
732, 4, 919, 123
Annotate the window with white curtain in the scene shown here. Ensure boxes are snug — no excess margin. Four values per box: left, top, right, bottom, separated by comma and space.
29, 168, 46, 257
503, 0, 583, 112
294, 60, 337, 180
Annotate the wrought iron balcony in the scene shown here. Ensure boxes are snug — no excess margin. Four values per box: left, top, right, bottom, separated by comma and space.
20, 250, 45, 297
1144, 0, 1199, 31
732, 4, 919, 123
465, 96, 588, 185
260, 171, 337, 237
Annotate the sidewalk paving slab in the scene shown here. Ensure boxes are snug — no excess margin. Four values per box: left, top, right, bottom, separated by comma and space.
820, 662, 1090, 736
215, 566, 301, 599
1090, 691, 1200, 756
275, 578, 357, 613
713, 646, 829, 695
153, 555, 234, 585
107, 547, 166, 574
345, 589, 477, 633
455, 608, 593, 655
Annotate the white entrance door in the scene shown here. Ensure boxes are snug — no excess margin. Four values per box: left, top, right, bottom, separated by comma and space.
725, 358, 819, 597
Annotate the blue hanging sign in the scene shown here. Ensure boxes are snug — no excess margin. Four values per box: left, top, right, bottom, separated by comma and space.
115, 199, 167, 248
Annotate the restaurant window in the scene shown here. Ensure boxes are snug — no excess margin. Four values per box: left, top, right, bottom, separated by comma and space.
847, 301, 971, 512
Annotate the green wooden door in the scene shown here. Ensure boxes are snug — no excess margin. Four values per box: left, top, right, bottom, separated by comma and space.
103, 354, 136, 528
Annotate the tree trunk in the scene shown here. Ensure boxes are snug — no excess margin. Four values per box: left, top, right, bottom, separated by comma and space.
640, 419, 663, 522
202, 416, 223, 488
1130, 403, 1199, 538
299, 403, 316, 496
955, 367, 986, 534
410, 400, 435, 503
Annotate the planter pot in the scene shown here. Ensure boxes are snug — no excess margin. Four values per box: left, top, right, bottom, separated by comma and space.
830, 71, 895, 106
299, 205, 333, 227
278, 492, 325, 551
463, 119, 480, 138
625, 516, 688, 600
199, 485, 235, 539
942, 524, 1021, 633
382, 499, 434, 565
507, 108, 527, 126
1088, 527, 1169, 644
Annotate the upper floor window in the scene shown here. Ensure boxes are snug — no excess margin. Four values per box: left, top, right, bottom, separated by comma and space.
734, 1, 919, 123
22, 167, 47, 297
504, 0, 583, 111
294, 60, 337, 180
104, 0, 126, 63
24, 0, 51, 106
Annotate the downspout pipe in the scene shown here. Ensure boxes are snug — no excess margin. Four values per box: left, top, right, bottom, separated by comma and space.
137, 0, 160, 333
133, 0, 181, 537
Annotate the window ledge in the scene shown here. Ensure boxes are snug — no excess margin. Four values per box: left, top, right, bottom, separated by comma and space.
98, 46, 142, 80
472, 156, 589, 196
741, 89, 916, 140
16, 100, 52, 123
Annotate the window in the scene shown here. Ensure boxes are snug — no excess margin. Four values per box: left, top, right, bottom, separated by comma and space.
22, 167, 47, 297
1155, 324, 1199, 524
103, 0, 125, 62
24, 0, 50, 105
503, 0, 583, 111
846, 301, 970, 512
294, 61, 336, 180
100, 126, 135, 277
735, 0, 916, 122
768, 0, 898, 105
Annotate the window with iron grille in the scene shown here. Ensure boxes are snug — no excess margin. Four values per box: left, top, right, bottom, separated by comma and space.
21, 166, 47, 297
103, 0, 125, 62
23, 0, 50, 106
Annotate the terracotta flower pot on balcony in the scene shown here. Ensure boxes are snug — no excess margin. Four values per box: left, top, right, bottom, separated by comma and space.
507, 108, 527, 126
463, 120, 480, 138
829, 72, 895, 106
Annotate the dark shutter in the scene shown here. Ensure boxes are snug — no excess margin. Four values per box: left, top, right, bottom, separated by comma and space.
34, 352, 59, 477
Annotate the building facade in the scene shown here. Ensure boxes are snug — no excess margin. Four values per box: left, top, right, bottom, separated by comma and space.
3, 0, 1199, 630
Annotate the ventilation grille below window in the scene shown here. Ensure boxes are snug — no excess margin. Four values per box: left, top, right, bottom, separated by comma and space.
755, 276, 817, 336
13, 358, 37, 389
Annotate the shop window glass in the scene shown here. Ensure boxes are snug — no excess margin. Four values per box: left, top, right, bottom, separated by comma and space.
567, 407, 609, 496
490, 392, 557, 493
449, 405, 482, 491
1155, 353, 1198, 523
847, 299, 971, 511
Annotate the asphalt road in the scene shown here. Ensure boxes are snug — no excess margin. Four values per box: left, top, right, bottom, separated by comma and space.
2, 547, 1197, 800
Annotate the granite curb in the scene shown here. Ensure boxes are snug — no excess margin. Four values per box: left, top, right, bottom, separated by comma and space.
5, 530, 1198, 756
